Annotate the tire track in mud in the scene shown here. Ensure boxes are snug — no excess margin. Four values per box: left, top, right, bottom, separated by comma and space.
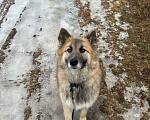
0, 0, 16, 65
24, 49, 43, 120
1, 28, 17, 50
0, 6, 26, 67
15, 6, 27, 25
0, 0, 15, 28
0, 28, 17, 68
6, 49, 43, 120
0, 50, 5, 64
1, 2, 47, 119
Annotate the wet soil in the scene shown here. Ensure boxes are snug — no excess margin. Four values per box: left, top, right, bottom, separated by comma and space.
24, 106, 31, 120
104, 0, 150, 118
75, 0, 150, 119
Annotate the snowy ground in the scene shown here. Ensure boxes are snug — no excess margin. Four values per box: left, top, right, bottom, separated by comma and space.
0, 0, 149, 120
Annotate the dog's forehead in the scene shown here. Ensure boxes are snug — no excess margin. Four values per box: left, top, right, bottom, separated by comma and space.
70, 39, 85, 48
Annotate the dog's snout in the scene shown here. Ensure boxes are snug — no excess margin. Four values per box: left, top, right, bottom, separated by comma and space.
70, 58, 78, 67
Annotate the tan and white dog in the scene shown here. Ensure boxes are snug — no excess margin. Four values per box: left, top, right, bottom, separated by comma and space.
57, 28, 102, 120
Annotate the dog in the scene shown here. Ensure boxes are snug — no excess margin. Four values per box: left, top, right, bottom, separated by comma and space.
57, 28, 102, 120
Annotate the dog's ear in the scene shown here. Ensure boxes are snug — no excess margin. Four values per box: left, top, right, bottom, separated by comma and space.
86, 31, 97, 45
58, 28, 71, 47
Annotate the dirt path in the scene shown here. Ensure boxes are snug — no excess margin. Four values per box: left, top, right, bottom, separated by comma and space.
0, 0, 149, 120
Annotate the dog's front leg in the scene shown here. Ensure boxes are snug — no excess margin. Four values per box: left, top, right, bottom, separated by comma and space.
80, 108, 88, 120
62, 102, 72, 120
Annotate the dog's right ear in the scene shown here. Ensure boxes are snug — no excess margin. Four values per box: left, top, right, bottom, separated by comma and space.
58, 28, 71, 47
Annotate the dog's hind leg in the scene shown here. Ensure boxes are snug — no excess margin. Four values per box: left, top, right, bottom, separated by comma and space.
62, 102, 72, 120
80, 108, 88, 120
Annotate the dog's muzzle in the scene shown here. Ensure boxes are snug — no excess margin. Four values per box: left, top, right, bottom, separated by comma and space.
68, 58, 87, 69
70, 58, 78, 69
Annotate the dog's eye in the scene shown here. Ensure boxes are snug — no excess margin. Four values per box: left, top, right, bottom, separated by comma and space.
80, 47, 86, 53
66, 47, 72, 53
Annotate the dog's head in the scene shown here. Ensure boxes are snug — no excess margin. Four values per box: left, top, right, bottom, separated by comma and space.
58, 28, 97, 70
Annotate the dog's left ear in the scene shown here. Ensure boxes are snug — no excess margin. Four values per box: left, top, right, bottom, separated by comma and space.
86, 31, 97, 45
58, 28, 71, 47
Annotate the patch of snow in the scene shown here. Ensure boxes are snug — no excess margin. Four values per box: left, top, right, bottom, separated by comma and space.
123, 84, 150, 119
0, 82, 27, 120
0, 0, 30, 48
0, 0, 3, 5
118, 56, 124, 60
80, 0, 88, 6
89, 0, 107, 24
115, 13, 121, 21
115, 13, 130, 30
107, 0, 114, 9
97, 40, 119, 89
131, 43, 137, 47
119, 43, 128, 48
116, 1, 120, 4
0, 52, 33, 80
86, 0, 124, 89
118, 32, 129, 40
125, 84, 149, 102
122, 101, 149, 120
0, 0, 80, 119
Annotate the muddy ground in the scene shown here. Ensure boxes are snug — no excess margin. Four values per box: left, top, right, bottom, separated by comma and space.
0, 0, 149, 120
75, 0, 150, 119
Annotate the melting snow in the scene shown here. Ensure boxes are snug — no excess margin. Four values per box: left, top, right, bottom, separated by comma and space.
0, 0, 149, 120
83, 0, 128, 89
0, 0, 80, 119
123, 84, 149, 119
118, 32, 129, 40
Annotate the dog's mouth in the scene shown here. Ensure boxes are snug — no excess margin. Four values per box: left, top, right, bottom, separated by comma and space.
72, 66, 78, 69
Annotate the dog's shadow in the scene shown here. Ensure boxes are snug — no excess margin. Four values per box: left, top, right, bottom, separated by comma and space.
87, 95, 109, 120
73, 95, 109, 120
74, 79, 109, 120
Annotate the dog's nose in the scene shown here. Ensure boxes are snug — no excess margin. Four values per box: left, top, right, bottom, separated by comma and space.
70, 58, 78, 66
